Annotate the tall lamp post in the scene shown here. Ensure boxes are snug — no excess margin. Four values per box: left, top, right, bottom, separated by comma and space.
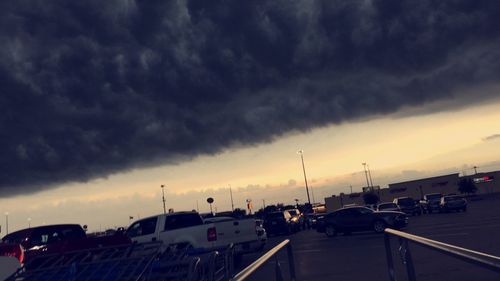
161, 185, 166, 214
297, 150, 311, 205
362, 163, 370, 191
229, 185, 235, 212
5, 212, 8, 235
367, 164, 374, 189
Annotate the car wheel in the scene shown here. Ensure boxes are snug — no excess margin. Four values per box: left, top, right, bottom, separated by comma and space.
373, 220, 386, 233
463, 207, 467, 212
325, 225, 337, 237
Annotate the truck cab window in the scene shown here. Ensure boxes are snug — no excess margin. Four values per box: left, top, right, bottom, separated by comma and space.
126, 217, 157, 237
164, 214, 203, 231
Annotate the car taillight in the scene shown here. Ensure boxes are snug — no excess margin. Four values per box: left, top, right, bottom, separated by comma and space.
207, 227, 217, 242
0, 244, 24, 264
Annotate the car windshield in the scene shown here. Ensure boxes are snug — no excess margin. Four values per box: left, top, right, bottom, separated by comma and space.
379, 203, 397, 210
398, 198, 415, 206
444, 196, 462, 202
355, 207, 374, 214
266, 212, 284, 219
426, 194, 442, 200
2, 231, 29, 244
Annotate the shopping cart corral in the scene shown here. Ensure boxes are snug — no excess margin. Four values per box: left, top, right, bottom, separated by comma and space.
6, 242, 236, 281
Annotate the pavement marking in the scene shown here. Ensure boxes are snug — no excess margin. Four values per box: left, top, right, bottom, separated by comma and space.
424, 232, 470, 238
294, 249, 324, 253
410, 223, 500, 235
414, 220, 500, 230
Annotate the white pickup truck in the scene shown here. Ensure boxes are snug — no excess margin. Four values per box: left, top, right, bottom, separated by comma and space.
126, 212, 266, 254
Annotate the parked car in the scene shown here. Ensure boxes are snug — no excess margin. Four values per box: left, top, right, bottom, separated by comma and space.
126, 211, 266, 255
316, 207, 408, 237
420, 193, 443, 214
306, 213, 325, 229
393, 197, 422, 216
0, 224, 131, 268
440, 195, 467, 212
376, 202, 401, 212
364, 204, 377, 210
342, 203, 357, 208
263, 211, 299, 236
285, 209, 305, 230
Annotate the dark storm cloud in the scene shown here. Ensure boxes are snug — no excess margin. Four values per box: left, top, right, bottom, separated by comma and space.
2, 0, 500, 196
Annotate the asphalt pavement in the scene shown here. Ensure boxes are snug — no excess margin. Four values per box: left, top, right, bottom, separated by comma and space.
236, 197, 500, 281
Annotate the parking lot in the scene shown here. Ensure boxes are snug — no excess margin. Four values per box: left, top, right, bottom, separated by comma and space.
238, 197, 500, 281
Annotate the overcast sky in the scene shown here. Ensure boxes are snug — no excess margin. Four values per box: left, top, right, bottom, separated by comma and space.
1, 0, 500, 233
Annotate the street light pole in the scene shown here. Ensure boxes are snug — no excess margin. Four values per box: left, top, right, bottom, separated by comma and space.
161, 185, 166, 214
229, 185, 234, 212
297, 150, 311, 205
362, 163, 370, 190
367, 164, 374, 189
5, 212, 8, 235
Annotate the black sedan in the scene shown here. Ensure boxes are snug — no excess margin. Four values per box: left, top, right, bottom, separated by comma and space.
440, 195, 467, 212
316, 207, 408, 237
263, 211, 299, 236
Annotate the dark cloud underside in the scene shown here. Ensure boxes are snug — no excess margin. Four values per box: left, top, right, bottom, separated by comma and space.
1, 0, 500, 196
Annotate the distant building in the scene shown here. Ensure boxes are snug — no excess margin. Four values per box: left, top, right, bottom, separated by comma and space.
388, 173, 460, 200
325, 170, 500, 213
462, 170, 500, 194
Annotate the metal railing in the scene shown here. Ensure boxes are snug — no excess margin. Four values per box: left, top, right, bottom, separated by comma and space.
384, 228, 500, 281
231, 239, 296, 281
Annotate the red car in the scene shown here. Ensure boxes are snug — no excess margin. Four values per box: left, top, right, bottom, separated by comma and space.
0, 224, 131, 266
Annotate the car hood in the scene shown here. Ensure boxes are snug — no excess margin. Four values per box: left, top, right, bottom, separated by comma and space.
444, 200, 466, 205
374, 211, 406, 216
378, 207, 399, 211
399, 205, 417, 209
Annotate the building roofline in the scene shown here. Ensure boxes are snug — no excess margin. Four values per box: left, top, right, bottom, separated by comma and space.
389, 173, 459, 186
462, 170, 500, 177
